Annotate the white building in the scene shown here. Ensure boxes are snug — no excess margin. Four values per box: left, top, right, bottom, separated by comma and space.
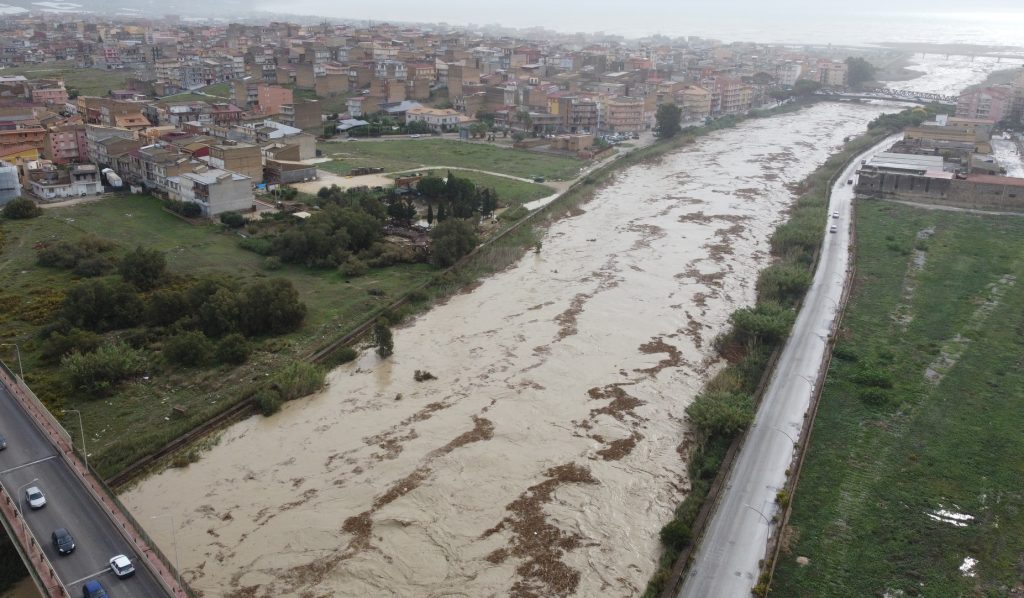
405, 107, 463, 131
169, 166, 254, 217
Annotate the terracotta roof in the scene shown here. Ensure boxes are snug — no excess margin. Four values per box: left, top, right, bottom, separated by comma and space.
966, 174, 1024, 187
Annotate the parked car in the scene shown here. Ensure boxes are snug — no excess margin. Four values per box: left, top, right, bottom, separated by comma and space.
532, 176, 545, 183
25, 486, 46, 509
82, 580, 108, 598
831, 211, 839, 219
109, 554, 135, 578
847, 178, 853, 184
829, 224, 838, 233
409, 134, 421, 138
51, 528, 75, 555
0, 433, 6, 450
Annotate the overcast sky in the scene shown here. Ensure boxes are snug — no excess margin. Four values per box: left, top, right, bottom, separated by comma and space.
253, 0, 1024, 45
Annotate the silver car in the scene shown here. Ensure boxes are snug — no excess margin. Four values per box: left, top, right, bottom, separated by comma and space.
25, 486, 46, 509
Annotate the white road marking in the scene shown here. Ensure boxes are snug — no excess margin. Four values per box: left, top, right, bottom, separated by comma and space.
0, 455, 57, 475
66, 567, 110, 587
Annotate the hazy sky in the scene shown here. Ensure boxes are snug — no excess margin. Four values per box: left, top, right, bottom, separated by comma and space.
255, 0, 1024, 45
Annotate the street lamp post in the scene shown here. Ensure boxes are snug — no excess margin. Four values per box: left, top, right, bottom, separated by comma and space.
744, 503, 772, 525
64, 409, 87, 472
0, 343, 23, 380
150, 514, 182, 591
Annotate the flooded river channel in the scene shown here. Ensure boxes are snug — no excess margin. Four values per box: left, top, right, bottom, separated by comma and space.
120, 57, 1008, 598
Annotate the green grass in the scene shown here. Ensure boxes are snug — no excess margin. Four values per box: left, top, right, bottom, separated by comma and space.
0, 61, 132, 97
771, 202, 1024, 596
317, 139, 583, 180
0, 195, 436, 477
198, 82, 231, 98
448, 171, 551, 207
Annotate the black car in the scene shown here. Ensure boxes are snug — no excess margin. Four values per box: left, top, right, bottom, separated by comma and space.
51, 528, 75, 555
0, 433, 7, 450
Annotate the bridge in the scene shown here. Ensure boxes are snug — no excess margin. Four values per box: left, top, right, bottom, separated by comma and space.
818, 88, 958, 106
0, 360, 186, 597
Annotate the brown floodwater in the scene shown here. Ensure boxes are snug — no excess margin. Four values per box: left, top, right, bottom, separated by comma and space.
122, 101, 910, 597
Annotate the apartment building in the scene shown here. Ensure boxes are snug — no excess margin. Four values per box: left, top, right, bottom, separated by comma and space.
956, 86, 1012, 123
169, 166, 254, 217
405, 106, 463, 131
207, 142, 262, 181
603, 96, 645, 133
43, 123, 88, 164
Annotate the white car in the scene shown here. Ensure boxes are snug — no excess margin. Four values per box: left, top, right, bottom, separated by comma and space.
109, 554, 135, 578
831, 211, 839, 219
829, 224, 838, 233
25, 486, 46, 509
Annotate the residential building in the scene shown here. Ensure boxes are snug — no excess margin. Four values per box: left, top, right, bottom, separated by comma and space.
956, 86, 1012, 123
44, 123, 88, 164
405, 106, 462, 131
680, 85, 712, 122
169, 166, 254, 217
25, 162, 101, 200
279, 99, 321, 130
0, 160, 21, 204
207, 142, 262, 181
603, 97, 645, 133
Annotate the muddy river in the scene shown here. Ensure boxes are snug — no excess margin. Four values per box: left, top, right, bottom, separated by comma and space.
120, 60, 1009, 598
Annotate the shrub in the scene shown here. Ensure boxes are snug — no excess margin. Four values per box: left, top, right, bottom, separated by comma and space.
686, 391, 755, 439
120, 246, 166, 291
61, 341, 146, 396
324, 346, 358, 367
40, 327, 101, 364
253, 388, 282, 415
414, 369, 436, 381
859, 387, 890, 406
271, 361, 325, 402
263, 256, 283, 270
239, 236, 274, 255
339, 256, 368, 277
374, 320, 394, 358
38, 235, 117, 270
499, 205, 529, 221
72, 255, 116, 277
851, 365, 894, 388
729, 302, 796, 347
219, 212, 246, 228
2, 197, 42, 219
215, 333, 250, 365
163, 331, 214, 366
659, 519, 692, 549
757, 263, 813, 306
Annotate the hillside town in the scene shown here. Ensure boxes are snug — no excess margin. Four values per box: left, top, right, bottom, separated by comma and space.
5, 13, 1021, 213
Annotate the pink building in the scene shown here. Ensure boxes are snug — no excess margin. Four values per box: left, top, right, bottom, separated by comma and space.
956, 86, 1011, 123
44, 124, 88, 164
256, 84, 293, 116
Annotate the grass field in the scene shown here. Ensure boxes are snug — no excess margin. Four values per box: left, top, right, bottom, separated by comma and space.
0, 61, 133, 97
197, 82, 231, 98
0, 195, 435, 477
317, 138, 584, 180
446, 171, 551, 207
771, 201, 1024, 596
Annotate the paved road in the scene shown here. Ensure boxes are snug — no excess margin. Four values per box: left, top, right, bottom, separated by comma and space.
0, 385, 169, 598
679, 134, 901, 597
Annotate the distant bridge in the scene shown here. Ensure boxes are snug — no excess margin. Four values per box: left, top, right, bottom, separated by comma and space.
818, 88, 957, 106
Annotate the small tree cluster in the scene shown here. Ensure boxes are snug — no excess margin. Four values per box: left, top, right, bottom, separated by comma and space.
429, 219, 478, 267
2, 197, 42, 219
655, 103, 682, 138
61, 341, 146, 396
37, 235, 118, 277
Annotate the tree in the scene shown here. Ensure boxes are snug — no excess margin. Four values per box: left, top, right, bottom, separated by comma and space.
426, 202, 434, 225
430, 218, 478, 267
655, 103, 682, 138
238, 279, 306, 336
793, 79, 821, 97
374, 320, 394, 358
436, 202, 448, 222
62, 279, 144, 331
215, 333, 250, 365
480, 188, 498, 217
2, 197, 42, 219
417, 176, 446, 201
120, 246, 166, 291
61, 342, 146, 396
197, 287, 241, 337
219, 212, 246, 228
845, 56, 877, 87
163, 331, 214, 366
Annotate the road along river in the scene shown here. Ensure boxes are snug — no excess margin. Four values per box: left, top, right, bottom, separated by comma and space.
122, 101, 902, 598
